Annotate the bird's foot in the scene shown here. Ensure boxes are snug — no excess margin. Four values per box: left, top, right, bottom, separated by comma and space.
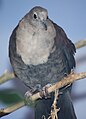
24, 90, 36, 107
42, 83, 52, 99
31, 84, 42, 94
25, 90, 32, 98
24, 84, 42, 105
24, 84, 42, 99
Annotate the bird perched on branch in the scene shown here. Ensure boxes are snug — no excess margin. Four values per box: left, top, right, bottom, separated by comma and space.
9, 6, 77, 119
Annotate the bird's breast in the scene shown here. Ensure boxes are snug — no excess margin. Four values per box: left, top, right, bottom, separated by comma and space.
16, 24, 56, 65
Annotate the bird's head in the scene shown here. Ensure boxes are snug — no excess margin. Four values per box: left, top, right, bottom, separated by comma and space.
25, 6, 49, 30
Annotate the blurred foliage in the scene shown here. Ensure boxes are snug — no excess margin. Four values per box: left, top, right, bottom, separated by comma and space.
0, 89, 23, 105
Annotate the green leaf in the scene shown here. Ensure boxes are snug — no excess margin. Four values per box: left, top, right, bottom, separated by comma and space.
0, 89, 23, 105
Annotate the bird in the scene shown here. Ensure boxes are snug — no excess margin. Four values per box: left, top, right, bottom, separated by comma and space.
9, 6, 77, 119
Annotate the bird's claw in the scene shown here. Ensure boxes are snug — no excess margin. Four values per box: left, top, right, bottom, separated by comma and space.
25, 90, 32, 98
24, 90, 35, 107
42, 83, 52, 98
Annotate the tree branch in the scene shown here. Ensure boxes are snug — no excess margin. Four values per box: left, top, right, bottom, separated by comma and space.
29, 72, 86, 101
0, 101, 24, 117
75, 39, 86, 49
0, 70, 14, 84
0, 72, 86, 117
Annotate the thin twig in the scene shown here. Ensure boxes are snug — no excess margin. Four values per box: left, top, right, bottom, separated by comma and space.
48, 90, 60, 119
0, 72, 86, 117
75, 39, 86, 49
0, 70, 14, 84
0, 101, 24, 117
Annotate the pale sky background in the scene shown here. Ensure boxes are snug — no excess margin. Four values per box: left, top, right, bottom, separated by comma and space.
0, 0, 86, 119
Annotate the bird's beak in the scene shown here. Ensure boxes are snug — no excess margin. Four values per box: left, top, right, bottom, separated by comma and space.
42, 20, 47, 30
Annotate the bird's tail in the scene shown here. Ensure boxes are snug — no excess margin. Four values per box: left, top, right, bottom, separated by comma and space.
35, 91, 77, 119
35, 93, 54, 119
57, 91, 77, 119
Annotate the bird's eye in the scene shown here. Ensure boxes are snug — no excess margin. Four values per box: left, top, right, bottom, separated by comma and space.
33, 13, 37, 19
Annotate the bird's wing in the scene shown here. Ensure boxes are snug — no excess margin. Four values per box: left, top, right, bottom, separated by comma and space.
53, 22, 76, 73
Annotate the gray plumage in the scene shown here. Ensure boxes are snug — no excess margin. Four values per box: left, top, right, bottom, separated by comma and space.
9, 6, 77, 119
